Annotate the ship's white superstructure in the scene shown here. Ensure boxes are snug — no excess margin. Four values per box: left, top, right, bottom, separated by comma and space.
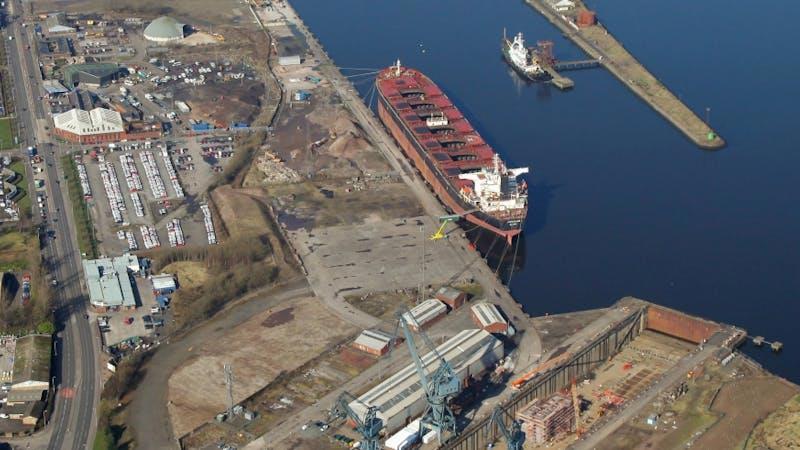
505, 32, 545, 77
458, 154, 528, 215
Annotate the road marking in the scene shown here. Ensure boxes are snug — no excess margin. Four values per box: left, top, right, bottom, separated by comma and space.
60, 387, 76, 398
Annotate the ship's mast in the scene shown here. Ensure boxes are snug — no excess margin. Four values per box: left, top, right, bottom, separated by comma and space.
394, 59, 402, 77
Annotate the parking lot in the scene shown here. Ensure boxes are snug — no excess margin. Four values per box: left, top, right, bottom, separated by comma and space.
75, 137, 224, 255
97, 276, 169, 349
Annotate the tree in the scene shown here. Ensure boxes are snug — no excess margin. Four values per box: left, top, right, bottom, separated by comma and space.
37, 321, 55, 335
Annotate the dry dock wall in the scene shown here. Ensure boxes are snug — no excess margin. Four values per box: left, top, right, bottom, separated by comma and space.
444, 306, 646, 450
646, 305, 721, 344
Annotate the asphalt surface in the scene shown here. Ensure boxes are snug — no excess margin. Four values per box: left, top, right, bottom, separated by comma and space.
4, 4, 99, 449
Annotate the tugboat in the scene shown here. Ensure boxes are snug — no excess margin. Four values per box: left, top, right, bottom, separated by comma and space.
502, 31, 549, 81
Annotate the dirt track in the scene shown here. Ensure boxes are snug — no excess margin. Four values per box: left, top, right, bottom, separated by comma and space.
127, 278, 311, 450
167, 295, 356, 437
694, 376, 798, 449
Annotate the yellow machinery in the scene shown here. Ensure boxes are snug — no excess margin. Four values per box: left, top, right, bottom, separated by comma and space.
429, 210, 479, 241
429, 214, 461, 240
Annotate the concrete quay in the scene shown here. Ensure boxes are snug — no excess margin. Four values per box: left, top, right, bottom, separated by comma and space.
526, 0, 726, 150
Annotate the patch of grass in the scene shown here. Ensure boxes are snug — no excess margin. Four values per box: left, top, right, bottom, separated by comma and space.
345, 289, 418, 322
61, 155, 98, 258
93, 425, 114, 450
0, 230, 29, 271
161, 261, 208, 290
0, 118, 15, 150
746, 394, 800, 449
453, 282, 484, 299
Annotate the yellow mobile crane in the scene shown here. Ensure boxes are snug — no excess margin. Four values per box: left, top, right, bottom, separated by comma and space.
429, 210, 479, 241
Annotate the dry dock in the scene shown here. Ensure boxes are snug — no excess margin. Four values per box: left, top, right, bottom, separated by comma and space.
526, 0, 725, 150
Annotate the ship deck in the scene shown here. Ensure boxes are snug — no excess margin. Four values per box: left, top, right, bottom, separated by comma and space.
376, 69, 499, 190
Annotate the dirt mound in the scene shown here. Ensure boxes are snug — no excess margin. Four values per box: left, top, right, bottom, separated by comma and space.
327, 133, 369, 160
331, 115, 358, 136
210, 185, 270, 238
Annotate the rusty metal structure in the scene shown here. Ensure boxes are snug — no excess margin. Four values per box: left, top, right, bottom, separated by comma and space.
443, 306, 646, 450
536, 40, 555, 67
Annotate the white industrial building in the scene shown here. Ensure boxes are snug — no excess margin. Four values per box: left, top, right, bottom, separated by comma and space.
151, 274, 177, 293
470, 302, 510, 334
53, 107, 125, 143
353, 329, 394, 356
350, 329, 503, 432
402, 299, 447, 331
278, 55, 301, 66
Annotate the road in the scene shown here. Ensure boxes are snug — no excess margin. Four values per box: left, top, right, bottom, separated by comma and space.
127, 279, 312, 449
572, 337, 721, 449
3, 4, 99, 449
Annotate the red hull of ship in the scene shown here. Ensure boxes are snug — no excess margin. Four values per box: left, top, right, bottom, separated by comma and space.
377, 100, 521, 243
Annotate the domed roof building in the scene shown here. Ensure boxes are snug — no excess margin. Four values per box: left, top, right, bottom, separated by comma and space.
143, 16, 186, 42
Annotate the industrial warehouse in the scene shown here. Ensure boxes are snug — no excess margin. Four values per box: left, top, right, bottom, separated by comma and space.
53, 107, 125, 143
82, 254, 140, 311
349, 328, 503, 433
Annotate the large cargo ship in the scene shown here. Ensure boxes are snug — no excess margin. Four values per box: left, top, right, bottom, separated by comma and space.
376, 61, 529, 243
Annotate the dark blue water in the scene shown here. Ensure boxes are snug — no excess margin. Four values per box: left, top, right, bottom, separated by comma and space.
291, 0, 800, 381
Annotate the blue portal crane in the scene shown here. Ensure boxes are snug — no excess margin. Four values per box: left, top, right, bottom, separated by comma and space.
396, 309, 460, 443
327, 391, 382, 450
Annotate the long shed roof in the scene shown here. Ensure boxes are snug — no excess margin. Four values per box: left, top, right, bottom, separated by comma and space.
402, 299, 447, 328
11, 335, 52, 386
350, 329, 502, 429
470, 302, 507, 327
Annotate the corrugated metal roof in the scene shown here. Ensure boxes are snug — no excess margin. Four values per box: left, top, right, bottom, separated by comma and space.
436, 286, 462, 301
354, 329, 393, 350
54, 107, 123, 135
402, 299, 447, 327
278, 55, 301, 66
11, 335, 52, 386
152, 274, 176, 291
350, 329, 502, 429
471, 302, 507, 327
82, 254, 138, 308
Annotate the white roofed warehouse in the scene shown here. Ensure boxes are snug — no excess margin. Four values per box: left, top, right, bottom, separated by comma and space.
349, 329, 503, 433
470, 302, 510, 334
353, 329, 395, 356
82, 254, 140, 311
402, 299, 447, 332
53, 107, 124, 144
143, 16, 186, 42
